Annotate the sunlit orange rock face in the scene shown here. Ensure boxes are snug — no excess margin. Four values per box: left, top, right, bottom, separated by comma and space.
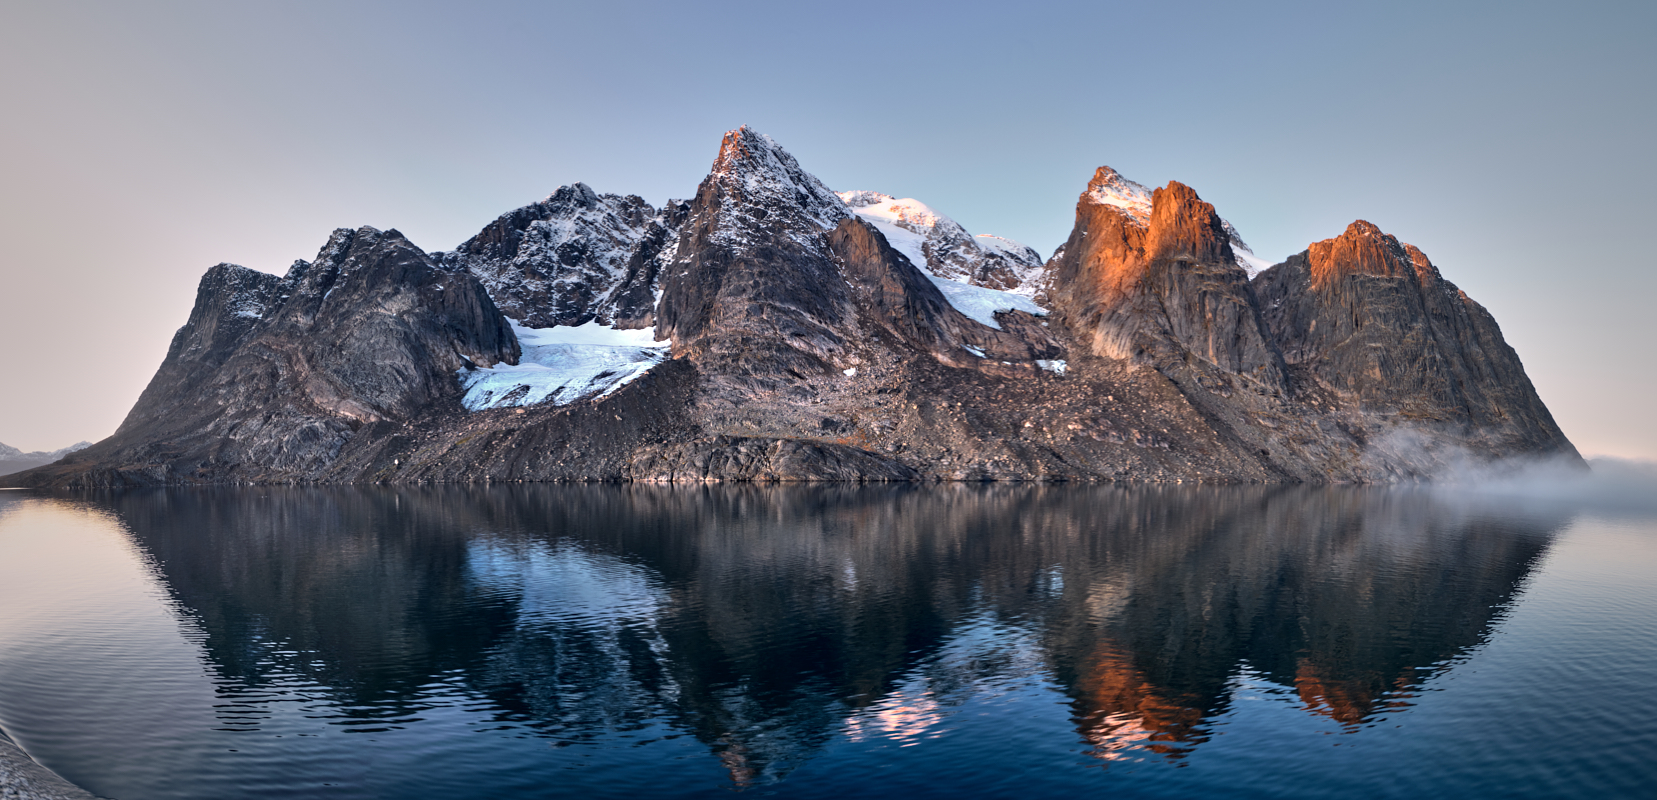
1254, 220, 1576, 454
1046, 172, 1283, 386
1293, 659, 1417, 725
1304, 220, 1420, 286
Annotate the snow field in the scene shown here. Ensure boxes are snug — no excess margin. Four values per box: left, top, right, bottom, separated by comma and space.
460, 322, 669, 411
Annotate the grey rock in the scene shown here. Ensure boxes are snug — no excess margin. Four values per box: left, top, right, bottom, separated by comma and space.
17, 227, 517, 486
0, 729, 100, 800
443, 184, 686, 328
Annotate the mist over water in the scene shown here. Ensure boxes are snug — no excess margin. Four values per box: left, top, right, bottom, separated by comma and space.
1423, 455, 1657, 518
1, 483, 1654, 799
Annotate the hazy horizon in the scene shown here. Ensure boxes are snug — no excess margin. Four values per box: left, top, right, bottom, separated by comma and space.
2, 0, 1653, 459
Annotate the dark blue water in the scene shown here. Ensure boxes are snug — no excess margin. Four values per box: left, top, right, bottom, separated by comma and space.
1, 483, 1654, 799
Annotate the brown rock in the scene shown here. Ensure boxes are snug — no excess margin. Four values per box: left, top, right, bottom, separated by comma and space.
1046, 172, 1284, 386
1253, 220, 1577, 458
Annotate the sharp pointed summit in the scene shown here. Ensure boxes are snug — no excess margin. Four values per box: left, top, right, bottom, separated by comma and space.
703, 126, 850, 235
1083, 166, 1154, 220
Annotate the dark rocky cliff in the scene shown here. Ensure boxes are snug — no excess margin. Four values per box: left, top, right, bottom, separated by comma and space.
21, 227, 517, 485
6, 128, 1581, 487
1253, 221, 1576, 459
442, 184, 687, 329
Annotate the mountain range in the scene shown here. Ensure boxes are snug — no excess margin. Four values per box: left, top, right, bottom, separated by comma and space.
0, 441, 91, 477
6, 127, 1579, 487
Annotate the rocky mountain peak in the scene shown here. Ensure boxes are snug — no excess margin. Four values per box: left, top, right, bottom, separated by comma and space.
1083, 166, 1154, 222
704, 126, 849, 233
835, 190, 1044, 293
1306, 220, 1417, 286
1253, 222, 1576, 463
1145, 181, 1234, 265
444, 184, 665, 328
1048, 173, 1282, 385
1074, 167, 1272, 277
556, 181, 601, 206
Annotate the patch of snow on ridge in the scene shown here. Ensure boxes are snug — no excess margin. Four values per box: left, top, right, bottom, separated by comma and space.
850, 211, 931, 273
974, 234, 1028, 257
1085, 167, 1153, 220
1088, 167, 1278, 277
930, 275, 1046, 330
836, 191, 1047, 328
847, 211, 1044, 330
838, 190, 892, 209
460, 322, 669, 411
1222, 220, 1276, 278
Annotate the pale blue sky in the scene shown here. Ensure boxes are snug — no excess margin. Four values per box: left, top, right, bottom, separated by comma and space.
2, 0, 1653, 458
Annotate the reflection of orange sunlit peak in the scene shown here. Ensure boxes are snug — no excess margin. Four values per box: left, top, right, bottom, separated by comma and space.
1293, 659, 1419, 725
1072, 646, 1207, 760
715, 738, 760, 787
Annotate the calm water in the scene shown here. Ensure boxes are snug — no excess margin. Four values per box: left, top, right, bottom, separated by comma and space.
0, 483, 1654, 799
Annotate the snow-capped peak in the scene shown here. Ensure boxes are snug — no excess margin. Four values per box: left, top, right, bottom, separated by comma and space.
0, 440, 91, 460
708, 126, 849, 230
1084, 166, 1153, 221
835, 189, 1048, 324
1085, 166, 1277, 278
838, 190, 894, 209
546, 181, 601, 206
834, 193, 952, 238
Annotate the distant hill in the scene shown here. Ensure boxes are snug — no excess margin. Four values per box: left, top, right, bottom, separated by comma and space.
0, 441, 91, 477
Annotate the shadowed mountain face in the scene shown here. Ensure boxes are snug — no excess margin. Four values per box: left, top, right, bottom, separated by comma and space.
441, 184, 688, 329
7, 127, 1578, 488
87, 484, 1560, 783
26, 228, 517, 486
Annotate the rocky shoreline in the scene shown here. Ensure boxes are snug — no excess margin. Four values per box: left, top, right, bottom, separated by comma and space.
0, 730, 98, 800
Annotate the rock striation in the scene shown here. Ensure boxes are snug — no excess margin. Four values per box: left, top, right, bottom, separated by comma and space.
442, 183, 688, 329
1253, 221, 1574, 458
6, 127, 1580, 488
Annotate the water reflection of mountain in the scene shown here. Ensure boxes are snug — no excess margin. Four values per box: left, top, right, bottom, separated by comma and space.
98, 484, 1564, 783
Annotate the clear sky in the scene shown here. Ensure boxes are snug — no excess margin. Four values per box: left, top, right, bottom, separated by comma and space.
2, 0, 1653, 459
